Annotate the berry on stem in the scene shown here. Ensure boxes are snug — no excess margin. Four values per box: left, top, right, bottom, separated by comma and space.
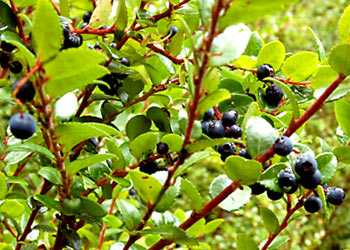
257, 64, 274, 81
218, 142, 235, 161
238, 148, 252, 159
207, 120, 225, 138
1, 41, 16, 52
139, 161, 159, 175
203, 108, 214, 121
221, 110, 238, 127
9, 61, 23, 74
249, 182, 266, 195
294, 154, 318, 177
265, 84, 283, 106
267, 189, 284, 201
228, 124, 242, 138
83, 12, 92, 23
120, 57, 130, 67
327, 187, 345, 205
12, 80, 36, 103
274, 136, 293, 156
304, 195, 322, 213
9, 113, 37, 140
157, 142, 169, 154
278, 169, 296, 188
299, 170, 322, 190
167, 26, 178, 38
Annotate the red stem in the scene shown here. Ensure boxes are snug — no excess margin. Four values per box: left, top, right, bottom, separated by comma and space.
258, 74, 346, 163
148, 182, 240, 250
9, 0, 27, 46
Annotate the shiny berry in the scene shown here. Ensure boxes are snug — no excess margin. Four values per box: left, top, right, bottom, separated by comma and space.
238, 148, 252, 159
249, 182, 266, 195
294, 154, 318, 177
9, 113, 37, 140
218, 142, 235, 161
300, 170, 322, 190
265, 84, 283, 106
203, 108, 214, 121
120, 57, 130, 66
1, 41, 16, 52
304, 195, 322, 213
201, 121, 210, 135
267, 189, 283, 201
157, 142, 169, 154
62, 33, 83, 49
9, 61, 23, 74
83, 12, 92, 23
167, 26, 178, 38
207, 120, 225, 138
257, 64, 274, 81
221, 110, 238, 127
228, 124, 242, 138
327, 187, 345, 205
274, 136, 293, 156
278, 169, 297, 188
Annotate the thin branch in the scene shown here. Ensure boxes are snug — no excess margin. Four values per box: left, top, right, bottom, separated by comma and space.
2, 219, 17, 239
258, 74, 346, 163
97, 197, 117, 249
9, 0, 27, 45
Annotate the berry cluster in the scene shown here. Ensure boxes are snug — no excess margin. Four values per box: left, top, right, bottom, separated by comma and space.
201, 108, 247, 161
62, 25, 83, 49
0, 41, 23, 74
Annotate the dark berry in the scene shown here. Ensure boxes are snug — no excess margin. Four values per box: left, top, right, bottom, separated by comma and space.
62, 33, 83, 49
278, 169, 297, 188
88, 137, 98, 149
1, 41, 16, 52
94, 42, 102, 50
299, 170, 322, 190
256, 64, 274, 81
286, 182, 299, 194
265, 84, 283, 106
266, 189, 284, 201
9, 113, 37, 140
238, 148, 251, 159
12, 80, 36, 103
249, 182, 266, 195
109, 42, 117, 48
156, 142, 169, 154
167, 26, 178, 38
207, 120, 225, 138
263, 163, 269, 170
221, 110, 238, 127
9, 61, 23, 74
129, 188, 137, 196
120, 57, 130, 67
201, 121, 210, 135
62, 25, 71, 38
218, 142, 235, 161
0, 51, 11, 66
203, 108, 214, 121
83, 12, 92, 23
228, 124, 242, 138
139, 161, 159, 175
274, 136, 293, 156
294, 154, 318, 177
327, 187, 345, 205
304, 195, 322, 213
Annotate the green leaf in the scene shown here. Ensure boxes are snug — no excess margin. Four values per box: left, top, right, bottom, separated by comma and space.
311, 66, 338, 89
56, 122, 120, 151
115, 0, 128, 30
316, 153, 337, 183
35, 194, 62, 212
6, 143, 55, 161
126, 115, 152, 140
116, 199, 142, 230
224, 156, 262, 185
209, 175, 251, 211
218, 93, 254, 115
335, 99, 350, 136
237, 234, 259, 250
104, 174, 131, 188
89, 0, 112, 29
33, 224, 56, 233
204, 219, 225, 234
146, 107, 171, 133
338, 5, 350, 44
156, 178, 181, 212
38, 167, 62, 185
80, 197, 107, 217
152, 211, 179, 227
334, 146, 350, 164
186, 138, 242, 153
129, 132, 158, 159
187, 218, 205, 237
241, 102, 261, 138
329, 44, 350, 75
62, 228, 82, 250
0, 1, 17, 30
307, 27, 326, 61
198, 89, 231, 114
181, 179, 203, 211
32, 0, 62, 62
67, 153, 116, 175
316, 185, 331, 222
199, 0, 215, 27
281, 52, 318, 82
264, 235, 289, 250
59, 0, 70, 17
141, 225, 198, 245
0, 173, 7, 200
160, 134, 183, 153
209, 24, 252, 66
129, 170, 163, 205
257, 41, 285, 71
246, 116, 277, 158
174, 151, 218, 177
244, 31, 263, 57
0, 200, 25, 218
105, 138, 125, 171
123, 78, 144, 98
259, 163, 288, 192
259, 206, 279, 234
44, 48, 109, 96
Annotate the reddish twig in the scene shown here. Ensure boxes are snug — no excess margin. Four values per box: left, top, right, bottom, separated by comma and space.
258, 74, 346, 163
71, 24, 115, 35
213, 106, 222, 120
142, 40, 185, 65
9, 0, 27, 45
148, 182, 240, 250
97, 197, 117, 249
2, 219, 17, 239
0, 68, 9, 79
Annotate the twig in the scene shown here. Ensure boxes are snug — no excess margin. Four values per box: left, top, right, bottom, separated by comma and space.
9, 0, 27, 45
97, 197, 117, 249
